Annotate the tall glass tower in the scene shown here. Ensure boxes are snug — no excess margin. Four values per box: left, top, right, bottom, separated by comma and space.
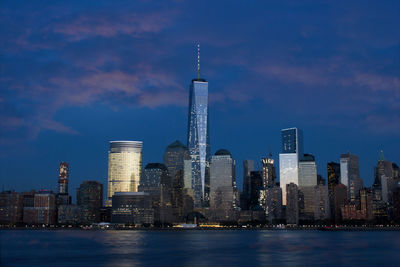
187, 44, 210, 208
106, 141, 143, 207
279, 127, 303, 205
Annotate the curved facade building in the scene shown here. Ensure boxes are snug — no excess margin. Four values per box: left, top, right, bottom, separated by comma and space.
106, 141, 143, 206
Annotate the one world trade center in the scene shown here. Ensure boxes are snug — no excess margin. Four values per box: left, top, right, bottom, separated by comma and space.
187, 44, 210, 208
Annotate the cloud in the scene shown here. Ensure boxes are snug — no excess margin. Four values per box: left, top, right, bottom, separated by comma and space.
52, 10, 175, 41
256, 64, 328, 86
353, 72, 400, 96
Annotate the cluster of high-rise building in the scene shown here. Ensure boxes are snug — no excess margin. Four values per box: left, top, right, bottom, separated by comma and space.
0, 163, 104, 226
1, 46, 400, 227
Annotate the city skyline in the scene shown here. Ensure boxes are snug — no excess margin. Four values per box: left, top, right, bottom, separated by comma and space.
1, 1, 399, 195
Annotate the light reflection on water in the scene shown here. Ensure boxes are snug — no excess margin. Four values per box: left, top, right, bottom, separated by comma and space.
1, 230, 399, 266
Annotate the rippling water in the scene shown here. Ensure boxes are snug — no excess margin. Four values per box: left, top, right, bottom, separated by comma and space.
1, 230, 399, 266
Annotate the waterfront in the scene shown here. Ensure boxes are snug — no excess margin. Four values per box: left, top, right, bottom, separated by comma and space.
1, 230, 399, 266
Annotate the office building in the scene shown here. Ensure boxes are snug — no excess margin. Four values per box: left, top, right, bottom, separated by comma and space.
340, 153, 362, 202
0, 191, 23, 224
374, 151, 394, 203
327, 162, 340, 219
77, 181, 103, 224
57, 205, 82, 225
360, 188, 373, 221
249, 171, 263, 209
286, 183, 299, 225
163, 140, 190, 179
333, 184, 348, 223
111, 192, 154, 225
139, 163, 172, 224
210, 149, 237, 221
187, 45, 210, 207
279, 127, 303, 205
314, 185, 330, 221
163, 140, 190, 221
374, 151, 393, 186
23, 190, 56, 225
262, 156, 276, 188
242, 160, 254, 210
259, 186, 282, 223
298, 154, 317, 187
107, 141, 142, 206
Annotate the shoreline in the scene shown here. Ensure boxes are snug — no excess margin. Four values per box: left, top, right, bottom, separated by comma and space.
2, 226, 400, 231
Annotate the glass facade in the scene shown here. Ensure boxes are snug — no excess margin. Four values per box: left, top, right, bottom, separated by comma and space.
281, 128, 303, 155
279, 153, 299, 205
163, 140, 190, 180
107, 141, 142, 206
340, 153, 360, 201
187, 79, 210, 207
298, 155, 317, 187
209, 150, 237, 221
139, 163, 172, 224
279, 128, 303, 205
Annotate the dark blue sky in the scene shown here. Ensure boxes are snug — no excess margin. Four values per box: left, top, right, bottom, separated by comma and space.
1, 0, 399, 197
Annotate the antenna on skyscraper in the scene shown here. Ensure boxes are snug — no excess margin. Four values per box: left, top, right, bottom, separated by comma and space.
197, 43, 200, 79
268, 144, 272, 158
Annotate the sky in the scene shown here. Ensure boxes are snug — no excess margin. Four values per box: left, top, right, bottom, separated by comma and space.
1, 0, 399, 198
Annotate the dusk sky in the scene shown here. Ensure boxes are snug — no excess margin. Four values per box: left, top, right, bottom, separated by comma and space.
1, 0, 399, 197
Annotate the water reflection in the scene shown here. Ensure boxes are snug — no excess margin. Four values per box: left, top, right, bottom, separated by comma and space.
1, 230, 400, 267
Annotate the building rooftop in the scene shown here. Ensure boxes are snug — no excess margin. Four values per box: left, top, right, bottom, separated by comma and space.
145, 163, 167, 170
214, 149, 231, 156
167, 140, 187, 149
114, 192, 150, 196
300, 153, 315, 162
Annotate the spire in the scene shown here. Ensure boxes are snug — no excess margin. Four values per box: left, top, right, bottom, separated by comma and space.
379, 150, 385, 161
197, 43, 200, 79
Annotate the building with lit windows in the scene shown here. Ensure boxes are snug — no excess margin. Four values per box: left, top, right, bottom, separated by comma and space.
77, 181, 103, 224
111, 192, 153, 225
286, 183, 299, 225
262, 156, 276, 187
163, 141, 190, 221
106, 141, 142, 206
279, 127, 303, 205
340, 153, 362, 202
187, 45, 210, 208
210, 149, 238, 221
139, 163, 172, 224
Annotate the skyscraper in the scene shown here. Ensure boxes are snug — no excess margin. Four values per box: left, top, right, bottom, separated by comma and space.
210, 149, 237, 221
58, 162, 69, 194
340, 153, 362, 202
163, 140, 190, 179
139, 163, 172, 224
187, 44, 210, 208
249, 171, 263, 209
107, 141, 143, 206
374, 151, 394, 203
163, 140, 190, 221
262, 156, 276, 188
298, 154, 317, 187
286, 183, 299, 225
242, 160, 254, 210
77, 181, 103, 224
56, 162, 71, 206
259, 186, 282, 223
314, 185, 330, 221
279, 127, 303, 205
327, 162, 340, 220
